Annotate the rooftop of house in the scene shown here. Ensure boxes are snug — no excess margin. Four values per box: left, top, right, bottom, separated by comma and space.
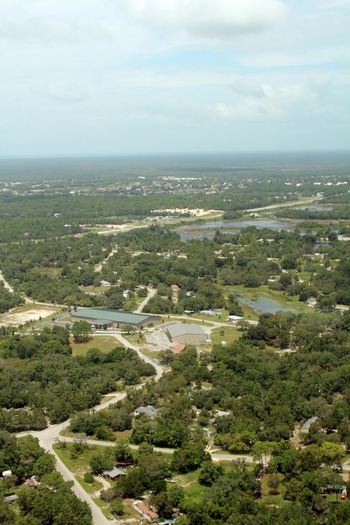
301, 416, 320, 431
135, 405, 159, 418
103, 467, 125, 479
133, 500, 159, 521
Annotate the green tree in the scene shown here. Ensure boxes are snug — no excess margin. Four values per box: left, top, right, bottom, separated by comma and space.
199, 461, 224, 486
72, 321, 91, 343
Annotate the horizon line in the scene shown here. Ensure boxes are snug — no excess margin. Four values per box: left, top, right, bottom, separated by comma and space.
0, 148, 349, 161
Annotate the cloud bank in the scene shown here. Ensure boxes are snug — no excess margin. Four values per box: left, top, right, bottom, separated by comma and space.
124, 0, 288, 37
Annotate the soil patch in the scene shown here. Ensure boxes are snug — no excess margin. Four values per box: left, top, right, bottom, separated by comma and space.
0, 306, 58, 326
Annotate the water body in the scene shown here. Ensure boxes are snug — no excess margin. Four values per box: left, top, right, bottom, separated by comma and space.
176, 218, 294, 241
238, 297, 294, 314
293, 205, 333, 211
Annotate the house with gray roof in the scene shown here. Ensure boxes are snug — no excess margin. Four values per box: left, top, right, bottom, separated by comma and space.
301, 416, 321, 433
72, 308, 161, 329
102, 467, 125, 480
166, 323, 208, 345
135, 405, 159, 419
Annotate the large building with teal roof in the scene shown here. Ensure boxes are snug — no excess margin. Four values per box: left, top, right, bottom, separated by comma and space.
72, 308, 161, 329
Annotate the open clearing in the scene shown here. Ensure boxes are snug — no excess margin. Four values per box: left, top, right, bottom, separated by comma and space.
70, 335, 119, 356
0, 304, 59, 326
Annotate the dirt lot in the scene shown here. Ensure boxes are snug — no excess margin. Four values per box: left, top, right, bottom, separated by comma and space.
0, 305, 58, 327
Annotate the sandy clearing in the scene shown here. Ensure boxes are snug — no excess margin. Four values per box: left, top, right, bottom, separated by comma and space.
0, 306, 58, 326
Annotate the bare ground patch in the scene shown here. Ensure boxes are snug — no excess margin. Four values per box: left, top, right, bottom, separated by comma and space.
0, 305, 58, 326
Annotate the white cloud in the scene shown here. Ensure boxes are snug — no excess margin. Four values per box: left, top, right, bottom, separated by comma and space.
38, 82, 87, 103
216, 83, 321, 122
231, 79, 265, 98
123, 0, 288, 37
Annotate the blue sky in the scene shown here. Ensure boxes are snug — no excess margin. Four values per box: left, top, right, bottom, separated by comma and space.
0, 0, 349, 156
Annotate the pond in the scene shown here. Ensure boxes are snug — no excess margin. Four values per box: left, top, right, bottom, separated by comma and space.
237, 296, 295, 314
292, 204, 333, 211
176, 218, 295, 241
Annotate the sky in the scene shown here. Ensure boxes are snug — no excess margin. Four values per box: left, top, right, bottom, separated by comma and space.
0, 0, 349, 157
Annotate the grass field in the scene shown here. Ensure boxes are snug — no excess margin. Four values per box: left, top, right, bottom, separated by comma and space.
211, 326, 242, 346
70, 335, 119, 356
53, 443, 103, 475
173, 469, 209, 504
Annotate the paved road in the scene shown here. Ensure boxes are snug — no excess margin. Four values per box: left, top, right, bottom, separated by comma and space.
94, 332, 164, 381
18, 332, 165, 525
55, 435, 255, 464
20, 391, 129, 525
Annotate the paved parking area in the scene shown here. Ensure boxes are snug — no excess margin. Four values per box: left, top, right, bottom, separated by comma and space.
144, 328, 173, 351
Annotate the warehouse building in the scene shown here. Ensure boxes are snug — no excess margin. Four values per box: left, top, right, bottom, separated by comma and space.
72, 308, 161, 330
166, 322, 209, 345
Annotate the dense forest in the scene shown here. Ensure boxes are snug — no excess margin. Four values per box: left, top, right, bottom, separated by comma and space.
2, 221, 350, 313
0, 327, 155, 432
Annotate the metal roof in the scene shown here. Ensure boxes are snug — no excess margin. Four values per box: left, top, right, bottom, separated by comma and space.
301, 416, 320, 431
167, 323, 206, 338
103, 467, 125, 478
72, 308, 156, 325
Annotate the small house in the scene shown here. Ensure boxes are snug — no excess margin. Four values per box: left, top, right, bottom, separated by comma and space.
132, 500, 159, 522
134, 405, 159, 419
102, 467, 125, 480
301, 416, 321, 433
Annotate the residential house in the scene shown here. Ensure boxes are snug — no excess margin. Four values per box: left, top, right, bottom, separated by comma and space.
102, 467, 125, 480
132, 500, 159, 522
301, 416, 321, 433
134, 405, 159, 419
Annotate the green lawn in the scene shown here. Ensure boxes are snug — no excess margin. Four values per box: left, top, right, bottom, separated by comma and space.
211, 326, 241, 346
76, 475, 103, 495
53, 442, 113, 476
70, 335, 119, 356
172, 469, 209, 504
260, 473, 288, 507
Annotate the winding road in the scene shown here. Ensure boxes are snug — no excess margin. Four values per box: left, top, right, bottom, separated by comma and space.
18, 331, 165, 525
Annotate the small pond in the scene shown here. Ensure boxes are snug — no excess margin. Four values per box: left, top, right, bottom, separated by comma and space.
238, 297, 295, 314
